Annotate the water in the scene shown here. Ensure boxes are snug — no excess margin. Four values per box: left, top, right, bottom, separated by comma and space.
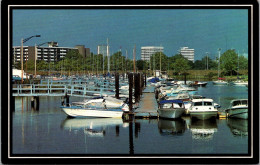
12, 82, 249, 155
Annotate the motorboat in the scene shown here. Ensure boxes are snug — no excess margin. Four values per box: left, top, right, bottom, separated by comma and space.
225, 99, 248, 119
72, 96, 127, 109
188, 98, 218, 120
189, 81, 208, 87
212, 79, 228, 85
231, 80, 248, 86
61, 101, 129, 118
157, 100, 186, 119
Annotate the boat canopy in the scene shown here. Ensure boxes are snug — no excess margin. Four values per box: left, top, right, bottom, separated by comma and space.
218, 77, 225, 80
148, 77, 160, 83
159, 99, 183, 104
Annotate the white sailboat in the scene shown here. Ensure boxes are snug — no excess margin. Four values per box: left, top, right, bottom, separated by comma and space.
213, 48, 228, 85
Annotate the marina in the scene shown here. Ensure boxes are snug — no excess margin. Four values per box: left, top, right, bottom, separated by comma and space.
12, 77, 249, 155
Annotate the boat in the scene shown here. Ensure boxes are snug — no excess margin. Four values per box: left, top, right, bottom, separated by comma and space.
213, 49, 228, 85
157, 100, 186, 119
231, 80, 248, 86
225, 99, 248, 119
188, 98, 218, 120
189, 81, 208, 87
71, 96, 127, 109
212, 78, 228, 85
61, 101, 129, 118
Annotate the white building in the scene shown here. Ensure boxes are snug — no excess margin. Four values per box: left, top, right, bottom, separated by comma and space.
179, 47, 195, 63
141, 46, 164, 61
97, 45, 108, 57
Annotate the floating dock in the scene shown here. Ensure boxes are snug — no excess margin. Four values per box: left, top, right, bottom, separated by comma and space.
134, 86, 158, 118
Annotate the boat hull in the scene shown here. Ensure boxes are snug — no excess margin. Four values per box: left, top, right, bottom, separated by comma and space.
226, 108, 248, 119
158, 108, 185, 119
189, 110, 218, 120
62, 107, 124, 118
212, 81, 228, 85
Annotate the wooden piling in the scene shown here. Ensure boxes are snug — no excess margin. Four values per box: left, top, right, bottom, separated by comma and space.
65, 93, 70, 106
145, 73, 147, 87
134, 73, 140, 103
115, 72, 119, 99
128, 73, 133, 112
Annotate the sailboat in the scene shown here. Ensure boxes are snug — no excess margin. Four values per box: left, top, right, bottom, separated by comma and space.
231, 51, 248, 86
213, 48, 228, 85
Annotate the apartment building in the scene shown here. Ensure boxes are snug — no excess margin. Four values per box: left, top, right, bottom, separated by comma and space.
179, 47, 195, 62
141, 46, 164, 61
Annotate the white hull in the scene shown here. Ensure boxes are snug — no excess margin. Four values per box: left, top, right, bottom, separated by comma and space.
62, 107, 123, 118
233, 82, 248, 86
158, 108, 185, 119
212, 80, 228, 85
226, 108, 248, 119
189, 110, 218, 120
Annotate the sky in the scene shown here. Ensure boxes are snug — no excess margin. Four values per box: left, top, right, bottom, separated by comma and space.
12, 9, 249, 60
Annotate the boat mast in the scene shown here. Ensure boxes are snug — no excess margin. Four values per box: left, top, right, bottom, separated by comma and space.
107, 38, 110, 74
218, 48, 221, 78
133, 44, 136, 73
237, 50, 239, 77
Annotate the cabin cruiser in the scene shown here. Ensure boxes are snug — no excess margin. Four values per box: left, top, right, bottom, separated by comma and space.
188, 98, 218, 120
157, 100, 186, 119
225, 99, 248, 119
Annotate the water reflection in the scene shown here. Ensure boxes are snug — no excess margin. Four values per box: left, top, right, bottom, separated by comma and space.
158, 119, 186, 136
189, 119, 218, 140
60, 117, 127, 137
227, 118, 248, 136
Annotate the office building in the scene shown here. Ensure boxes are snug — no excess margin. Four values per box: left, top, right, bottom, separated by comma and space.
179, 47, 195, 62
141, 46, 164, 61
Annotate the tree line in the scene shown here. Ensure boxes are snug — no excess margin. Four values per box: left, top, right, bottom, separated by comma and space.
14, 49, 248, 76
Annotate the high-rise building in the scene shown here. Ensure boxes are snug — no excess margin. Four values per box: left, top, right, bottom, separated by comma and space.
179, 47, 195, 62
141, 46, 164, 61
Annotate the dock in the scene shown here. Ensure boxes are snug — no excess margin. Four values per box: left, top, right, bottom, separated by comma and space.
134, 85, 158, 118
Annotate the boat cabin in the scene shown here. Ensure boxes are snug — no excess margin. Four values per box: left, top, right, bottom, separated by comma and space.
231, 99, 248, 107
159, 100, 185, 109
190, 99, 215, 110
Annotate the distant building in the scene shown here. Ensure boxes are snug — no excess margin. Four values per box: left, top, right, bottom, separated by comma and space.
179, 47, 195, 62
12, 42, 90, 64
97, 45, 108, 57
141, 46, 164, 61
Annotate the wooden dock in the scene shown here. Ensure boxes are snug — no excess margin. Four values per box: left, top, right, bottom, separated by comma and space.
134, 92, 158, 118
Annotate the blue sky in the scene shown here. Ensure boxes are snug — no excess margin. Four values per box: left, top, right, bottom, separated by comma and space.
12, 9, 248, 60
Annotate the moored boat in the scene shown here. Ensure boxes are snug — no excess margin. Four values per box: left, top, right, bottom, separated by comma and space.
225, 99, 248, 119
61, 101, 129, 118
157, 100, 186, 119
188, 98, 218, 120
231, 80, 248, 86
212, 79, 228, 85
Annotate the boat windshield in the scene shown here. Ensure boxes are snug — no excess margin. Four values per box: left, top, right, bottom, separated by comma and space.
204, 102, 213, 106
193, 101, 212, 106
241, 100, 248, 105
194, 102, 203, 106
233, 100, 248, 106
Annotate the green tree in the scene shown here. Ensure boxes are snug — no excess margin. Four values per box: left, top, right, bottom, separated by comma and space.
172, 58, 191, 75
220, 49, 238, 76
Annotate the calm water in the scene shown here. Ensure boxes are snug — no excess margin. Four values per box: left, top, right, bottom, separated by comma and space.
12, 82, 249, 155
